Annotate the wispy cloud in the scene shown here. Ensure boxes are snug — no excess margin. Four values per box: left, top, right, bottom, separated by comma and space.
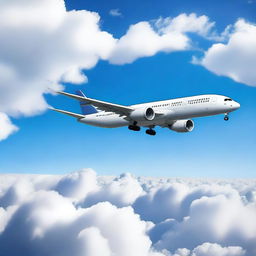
109, 8, 122, 17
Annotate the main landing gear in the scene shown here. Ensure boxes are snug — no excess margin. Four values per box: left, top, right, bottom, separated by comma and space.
224, 114, 229, 121
128, 122, 156, 135
146, 129, 156, 136
128, 122, 141, 131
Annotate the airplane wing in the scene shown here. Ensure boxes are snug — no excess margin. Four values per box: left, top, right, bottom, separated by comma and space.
56, 91, 134, 116
49, 107, 85, 119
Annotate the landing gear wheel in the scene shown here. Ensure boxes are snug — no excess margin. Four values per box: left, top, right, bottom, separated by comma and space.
224, 115, 229, 121
128, 125, 141, 131
146, 129, 156, 136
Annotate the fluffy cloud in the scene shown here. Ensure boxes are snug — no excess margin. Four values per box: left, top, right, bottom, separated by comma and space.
109, 13, 214, 64
0, 112, 18, 140
191, 243, 245, 256
0, 0, 116, 140
0, 170, 256, 256
167, 243, 245, 256
0, 0, 116, 116
0, 190, 161, 256
55, 169, 99, 202
154, 194, 256, 253
194, 19, 256, 86
83, 172, 144, 207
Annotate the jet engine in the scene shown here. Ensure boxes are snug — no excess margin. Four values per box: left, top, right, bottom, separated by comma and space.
130, 107, 155, 121
168, 120, 194, 132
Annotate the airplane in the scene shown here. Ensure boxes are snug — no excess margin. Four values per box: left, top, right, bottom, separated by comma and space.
50, 90, 240, 136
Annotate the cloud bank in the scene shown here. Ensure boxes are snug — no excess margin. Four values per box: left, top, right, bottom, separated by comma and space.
0, 170, 255, 256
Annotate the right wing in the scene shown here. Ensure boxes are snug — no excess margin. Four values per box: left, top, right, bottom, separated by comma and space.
56, 91, 134, 116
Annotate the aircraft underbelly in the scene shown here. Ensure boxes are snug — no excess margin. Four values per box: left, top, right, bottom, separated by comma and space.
79, 115, 129, 128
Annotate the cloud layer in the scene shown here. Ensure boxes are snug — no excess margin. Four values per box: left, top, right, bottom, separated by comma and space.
0, 170, 255, 256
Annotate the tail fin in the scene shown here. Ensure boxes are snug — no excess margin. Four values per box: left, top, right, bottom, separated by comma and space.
76, 90, 98, 115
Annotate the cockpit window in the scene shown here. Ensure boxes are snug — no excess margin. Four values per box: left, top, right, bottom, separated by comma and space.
224, 98, 232, 101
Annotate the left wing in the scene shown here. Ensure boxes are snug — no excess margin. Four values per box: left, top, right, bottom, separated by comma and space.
57, 91, 134, 116
49, 107, 85, 119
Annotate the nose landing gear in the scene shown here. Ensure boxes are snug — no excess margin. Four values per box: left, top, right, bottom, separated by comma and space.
224, 114, 229, 121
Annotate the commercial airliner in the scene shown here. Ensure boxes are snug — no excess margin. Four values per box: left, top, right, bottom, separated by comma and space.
50, 90, 240, 136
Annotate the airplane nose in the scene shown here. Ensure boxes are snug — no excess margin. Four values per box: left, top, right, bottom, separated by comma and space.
233, 102, 240, 110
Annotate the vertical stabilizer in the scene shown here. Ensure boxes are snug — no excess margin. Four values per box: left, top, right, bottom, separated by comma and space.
76, 90, 98, 115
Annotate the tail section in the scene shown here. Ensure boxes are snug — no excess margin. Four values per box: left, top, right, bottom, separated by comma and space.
76, 90, 98, 115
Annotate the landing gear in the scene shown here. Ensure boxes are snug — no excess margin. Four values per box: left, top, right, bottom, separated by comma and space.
146, 129, 156, 136
128, 122, 156, 135
128, 122, 141, 131
224, 114, 229, 121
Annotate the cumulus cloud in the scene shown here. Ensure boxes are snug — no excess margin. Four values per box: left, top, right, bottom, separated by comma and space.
194, 19, 256, 86
83, 172, 144, 207
0, 0, 116, 140
0, 112, 18, 140
109, 13, 214, 64
0, 0, 116, 115
191, 243, 245, 256
154, 13, 215, 38
0, 170, 256, 256
55, 169, 99, 202
0, 190, 161, 256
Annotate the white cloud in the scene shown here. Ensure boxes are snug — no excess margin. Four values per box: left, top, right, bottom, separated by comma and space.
109, 9, 122, 17
0, 170, 256, 256
154, 193, 256, 254
61, 68, 88, 84
83, 173, 144, 207
55, 169, 99, 202
0, 0, 116, 139
194, 19, 256, 86
0, 112, 18, 141
109, 13, 214, 64
0, 189, 162, 256
155, 13, 215, 38
191, 243, 245, 256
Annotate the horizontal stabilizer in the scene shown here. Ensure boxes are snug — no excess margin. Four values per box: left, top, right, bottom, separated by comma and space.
49, 107, 85, 119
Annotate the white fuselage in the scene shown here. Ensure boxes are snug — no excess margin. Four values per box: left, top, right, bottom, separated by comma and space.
78, 94, 240, 128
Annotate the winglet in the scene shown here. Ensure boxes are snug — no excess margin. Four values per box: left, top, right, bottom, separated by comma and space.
76, 90, 87, 98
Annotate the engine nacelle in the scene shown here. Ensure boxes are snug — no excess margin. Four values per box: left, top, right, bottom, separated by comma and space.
130, 107, 155, 121
168, 120, 194, 133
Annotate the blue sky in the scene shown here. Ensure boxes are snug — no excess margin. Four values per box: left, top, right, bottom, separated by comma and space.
0, 0, 255, 177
